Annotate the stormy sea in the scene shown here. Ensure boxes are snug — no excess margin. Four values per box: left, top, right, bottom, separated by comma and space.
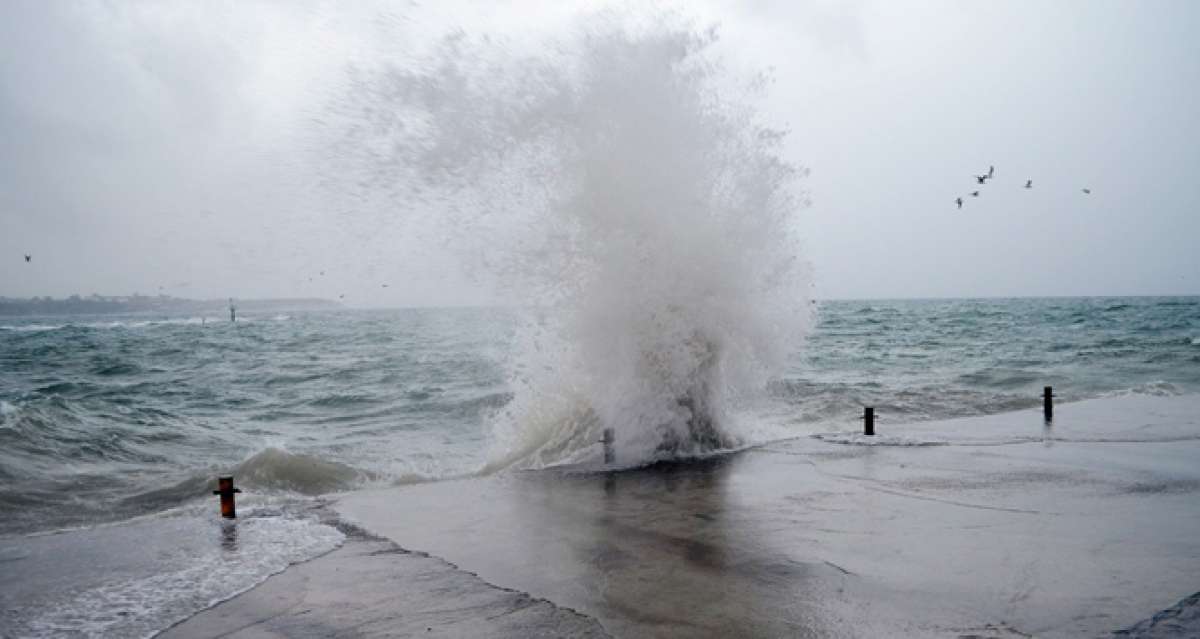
1, 297, 1198, 636
3, 7, 1199, 637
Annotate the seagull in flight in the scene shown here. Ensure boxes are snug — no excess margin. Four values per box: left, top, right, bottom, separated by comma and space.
988, 165, 995, 179
975, 175, 988, 184
970, 191, 980, 197
956, 197, 963, 209
1081, 188, 1091, 194
1024, 179, 1033, 189
24, 254, 31, 263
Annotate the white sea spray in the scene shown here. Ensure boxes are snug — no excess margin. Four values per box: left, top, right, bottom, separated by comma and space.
327, 13, 814, 468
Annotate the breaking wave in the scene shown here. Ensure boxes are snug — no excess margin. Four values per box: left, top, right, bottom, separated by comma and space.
122, 448, 375, 517
331, 12, 813, 469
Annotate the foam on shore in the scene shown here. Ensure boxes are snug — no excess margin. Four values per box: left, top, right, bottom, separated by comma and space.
0, 502, 343, 638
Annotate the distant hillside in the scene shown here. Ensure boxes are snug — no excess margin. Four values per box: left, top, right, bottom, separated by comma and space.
0, 295, 341, 317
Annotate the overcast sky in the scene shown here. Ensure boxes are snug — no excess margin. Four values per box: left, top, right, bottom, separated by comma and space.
2, 1, 1198, 304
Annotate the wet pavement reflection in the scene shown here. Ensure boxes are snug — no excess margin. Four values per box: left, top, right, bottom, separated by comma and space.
338, 398, 1200, 638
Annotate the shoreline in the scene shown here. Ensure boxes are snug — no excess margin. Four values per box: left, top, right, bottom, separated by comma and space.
11, 393, 1197, 638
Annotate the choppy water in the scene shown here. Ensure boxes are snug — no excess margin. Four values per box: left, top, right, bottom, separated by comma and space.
1, 297, 1197, 538
1, 298, 1198, 637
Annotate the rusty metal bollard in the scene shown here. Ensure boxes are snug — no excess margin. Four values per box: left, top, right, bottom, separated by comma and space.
213, 476, 242, 519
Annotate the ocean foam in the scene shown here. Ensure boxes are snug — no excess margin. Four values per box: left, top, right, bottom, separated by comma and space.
1100, 380, 1183, 397
6, 511, 344, 639
0, 399, 17, 416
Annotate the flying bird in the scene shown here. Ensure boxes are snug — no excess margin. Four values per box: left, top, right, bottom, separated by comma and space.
956, 197, 963, 209
1024, 180, 1033, 189
975, 175, 988, 184
24, 254, 31, 263
988, 165, 995, 179
381, 284, 389, 288
1081, 188, 1091, 194
970, 191, 980, 197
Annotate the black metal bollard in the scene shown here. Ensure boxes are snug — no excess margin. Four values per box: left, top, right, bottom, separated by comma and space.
1043, 386, 1053, 422
864, 407, 875, 436
213, 476, 242, 519
601, 428, 615, 464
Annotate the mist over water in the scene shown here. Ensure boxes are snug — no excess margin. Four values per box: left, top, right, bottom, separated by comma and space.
329, 14, 814, 469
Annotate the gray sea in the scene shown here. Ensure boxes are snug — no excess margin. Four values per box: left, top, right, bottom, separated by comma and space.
1, 296, 1198, 636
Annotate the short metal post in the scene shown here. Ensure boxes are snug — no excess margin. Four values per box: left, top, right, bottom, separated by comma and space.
602, 428, 615, 464
864, 407, 875, 436
1043, 386, 1053, 422
213, 476, 242, 519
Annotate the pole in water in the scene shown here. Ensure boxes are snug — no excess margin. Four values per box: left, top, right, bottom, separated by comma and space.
229, 299, 236, 323
213, 476, 242, 519
864, 407, 875, 436
1043, 386, 1053, 422
601, 428, 615, 464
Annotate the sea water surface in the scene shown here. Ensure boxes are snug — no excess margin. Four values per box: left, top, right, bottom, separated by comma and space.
1, 297, 1198, 636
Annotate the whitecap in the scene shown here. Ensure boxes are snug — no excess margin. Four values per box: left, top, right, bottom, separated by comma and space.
0, 324, 65, 332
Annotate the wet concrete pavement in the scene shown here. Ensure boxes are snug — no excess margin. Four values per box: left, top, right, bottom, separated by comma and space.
336, 396, 1200, 638
160, 530, 608, 639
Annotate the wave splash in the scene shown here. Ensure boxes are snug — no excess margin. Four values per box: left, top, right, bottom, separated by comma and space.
332, 13, 813, 469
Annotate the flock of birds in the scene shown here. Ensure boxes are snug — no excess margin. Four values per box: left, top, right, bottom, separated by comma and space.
956, 165, 1091, 210
20, 167, 1097, 297
300, 270, 399, 300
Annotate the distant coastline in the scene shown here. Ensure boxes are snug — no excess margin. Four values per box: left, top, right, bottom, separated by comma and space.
0, 294, 340, 317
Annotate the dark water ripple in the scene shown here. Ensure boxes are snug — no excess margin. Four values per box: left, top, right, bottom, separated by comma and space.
774, 296, 1200, 424
0, 308, 513, 535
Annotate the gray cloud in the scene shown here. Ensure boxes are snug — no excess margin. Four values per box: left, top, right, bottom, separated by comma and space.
2, 1, 1197, 304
